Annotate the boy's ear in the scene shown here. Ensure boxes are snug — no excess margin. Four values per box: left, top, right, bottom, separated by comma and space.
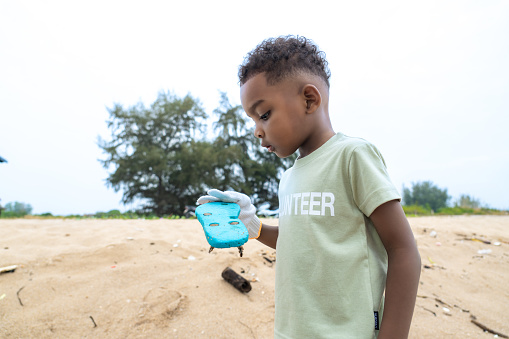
302, 84, 321, 114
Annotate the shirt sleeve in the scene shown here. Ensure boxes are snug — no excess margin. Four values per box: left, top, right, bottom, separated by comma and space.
348, 142, 401, 217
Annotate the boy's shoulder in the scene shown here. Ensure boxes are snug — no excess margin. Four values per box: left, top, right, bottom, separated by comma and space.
334, 132, 376, 152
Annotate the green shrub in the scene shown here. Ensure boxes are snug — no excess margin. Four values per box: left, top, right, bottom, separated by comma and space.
402, 204, 432, 216
0, 201, 33, 218
39, 212, 54, 217
437, 207, 474, 215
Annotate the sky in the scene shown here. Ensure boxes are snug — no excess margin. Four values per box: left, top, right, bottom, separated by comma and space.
1, 1, 508, 215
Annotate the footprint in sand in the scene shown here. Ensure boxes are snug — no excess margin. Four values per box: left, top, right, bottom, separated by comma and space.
136, 287, 186, 326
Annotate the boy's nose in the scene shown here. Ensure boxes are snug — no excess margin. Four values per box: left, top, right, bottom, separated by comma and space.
254, 125, 264, 139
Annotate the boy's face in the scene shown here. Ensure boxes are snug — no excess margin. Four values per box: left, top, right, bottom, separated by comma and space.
240, 73, 313, 158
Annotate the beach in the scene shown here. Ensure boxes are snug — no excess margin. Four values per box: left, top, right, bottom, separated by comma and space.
1, 216, 508, 338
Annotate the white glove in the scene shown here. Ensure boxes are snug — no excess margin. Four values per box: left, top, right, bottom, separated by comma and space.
197, 189, 262, 239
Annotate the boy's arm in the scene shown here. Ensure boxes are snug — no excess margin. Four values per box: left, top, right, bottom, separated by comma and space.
369, 199, 421, 339
256, 223, 278, 249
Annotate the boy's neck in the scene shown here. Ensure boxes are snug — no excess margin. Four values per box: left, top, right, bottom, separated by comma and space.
298, 123, 336, 159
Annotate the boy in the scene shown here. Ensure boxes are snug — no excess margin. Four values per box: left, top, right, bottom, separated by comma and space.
198, 36, 421, 338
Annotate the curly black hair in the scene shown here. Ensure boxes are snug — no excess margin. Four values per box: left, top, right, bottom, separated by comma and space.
238, 35, 331, 88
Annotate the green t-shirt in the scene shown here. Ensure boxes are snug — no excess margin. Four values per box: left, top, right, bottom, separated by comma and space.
275, 133, 401, 339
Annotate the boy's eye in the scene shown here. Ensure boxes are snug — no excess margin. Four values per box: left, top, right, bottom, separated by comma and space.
260, 111, 271, 121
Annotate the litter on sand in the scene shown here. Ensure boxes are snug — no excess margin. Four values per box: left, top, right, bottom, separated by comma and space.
477, 249, 492, 255
221, 267, 252, 293
0, 265, 17, 274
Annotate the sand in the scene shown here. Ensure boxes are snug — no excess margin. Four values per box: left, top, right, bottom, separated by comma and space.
1, 216, 508, 338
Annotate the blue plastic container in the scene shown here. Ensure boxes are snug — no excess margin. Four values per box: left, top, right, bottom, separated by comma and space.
196, 202, 249, 249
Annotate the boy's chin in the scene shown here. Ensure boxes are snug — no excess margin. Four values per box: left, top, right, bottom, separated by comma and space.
275, 151, 295, 159
264, 146, 296, 158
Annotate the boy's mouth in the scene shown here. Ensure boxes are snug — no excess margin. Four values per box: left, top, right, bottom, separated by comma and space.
263, 144, 274, 152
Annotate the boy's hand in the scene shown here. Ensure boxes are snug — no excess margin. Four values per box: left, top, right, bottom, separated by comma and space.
197, 189, 262, 239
